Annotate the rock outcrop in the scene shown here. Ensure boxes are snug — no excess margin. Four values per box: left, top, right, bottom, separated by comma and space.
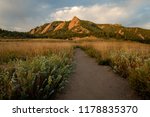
68, 16, 80, 30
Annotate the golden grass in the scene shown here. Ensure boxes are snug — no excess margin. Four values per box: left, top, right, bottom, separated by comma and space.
81, 41, 150, 60
0, 41, 73, 64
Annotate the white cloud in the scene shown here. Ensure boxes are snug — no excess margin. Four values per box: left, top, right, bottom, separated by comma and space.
141, 23, 150, 29
50, 4, 129, 24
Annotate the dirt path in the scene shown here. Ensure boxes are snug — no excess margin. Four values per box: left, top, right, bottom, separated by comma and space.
55, 49, 140, 100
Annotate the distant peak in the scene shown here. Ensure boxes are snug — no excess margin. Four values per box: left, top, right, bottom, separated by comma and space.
68, 16, 80, 30
72, 16, 80, 21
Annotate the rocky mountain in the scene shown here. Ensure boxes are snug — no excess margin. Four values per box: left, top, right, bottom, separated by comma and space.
30, 16, 85, 34
29, 16, 150, 43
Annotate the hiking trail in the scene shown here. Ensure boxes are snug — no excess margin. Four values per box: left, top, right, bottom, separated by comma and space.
55, 49, 140, 100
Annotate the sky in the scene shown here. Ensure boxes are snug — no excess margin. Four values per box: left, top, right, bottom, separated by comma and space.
0, 0, 150, 32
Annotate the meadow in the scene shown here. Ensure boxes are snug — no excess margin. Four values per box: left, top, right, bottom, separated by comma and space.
80, 41, 150, 98
0, 40, 73, 99
0, 39, 150, 99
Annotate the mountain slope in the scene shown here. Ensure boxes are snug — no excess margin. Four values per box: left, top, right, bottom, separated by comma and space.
29, 16, 150, 43
98, 24, 150, 42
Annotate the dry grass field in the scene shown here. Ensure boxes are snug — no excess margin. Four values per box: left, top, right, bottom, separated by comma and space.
0, 39, 150, 99
0, 41, 73, 64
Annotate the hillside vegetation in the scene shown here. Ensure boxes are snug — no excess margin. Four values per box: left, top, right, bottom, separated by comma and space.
0, 28, 35, 39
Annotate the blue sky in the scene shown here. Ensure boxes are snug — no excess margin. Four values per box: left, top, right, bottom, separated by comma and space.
0, 0, 149, 31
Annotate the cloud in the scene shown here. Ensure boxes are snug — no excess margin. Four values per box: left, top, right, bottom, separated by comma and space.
51, 4, 128, 24
0, 0, 52, 31
50, 1, 150, 29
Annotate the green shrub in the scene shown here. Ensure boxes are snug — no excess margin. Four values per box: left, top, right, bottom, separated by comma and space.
0, 54, 72, 99
129, 59, 150, 99
110, 51, 142, 78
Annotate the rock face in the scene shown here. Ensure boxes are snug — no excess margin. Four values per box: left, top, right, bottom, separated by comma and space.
68, 16, 90, 33
30, 29, 36, 34
30, 23, 50, 34
138, 33, 145, 40
68, 16, 80, 30
41, 23, 51, 34
118, 29, 124, 36
54, 22, 66, 31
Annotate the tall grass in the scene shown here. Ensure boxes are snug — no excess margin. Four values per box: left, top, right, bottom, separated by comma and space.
80, 41, 150, 98
0, 42, 73, 64
0, 42, 73, 99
